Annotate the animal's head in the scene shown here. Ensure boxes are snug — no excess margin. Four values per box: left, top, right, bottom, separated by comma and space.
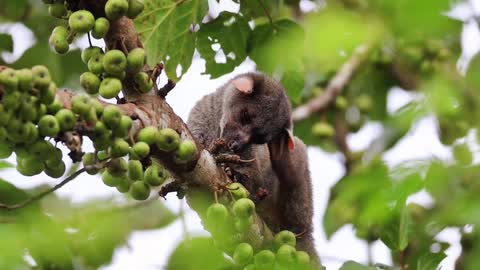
220, 73, 295, 152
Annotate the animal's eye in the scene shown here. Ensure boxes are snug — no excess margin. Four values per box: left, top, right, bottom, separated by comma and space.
240, 109, 251, 125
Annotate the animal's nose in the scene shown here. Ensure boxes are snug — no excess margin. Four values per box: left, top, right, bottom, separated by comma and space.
227, 140, 240, 152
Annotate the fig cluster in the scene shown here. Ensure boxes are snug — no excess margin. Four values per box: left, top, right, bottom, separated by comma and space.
204, 183, 313, 269
79, 46, 153, 99
0, 66, 67, 177
45, 0, 144, 55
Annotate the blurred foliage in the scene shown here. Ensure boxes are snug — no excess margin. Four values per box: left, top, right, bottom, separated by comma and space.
2, 0, 480, 269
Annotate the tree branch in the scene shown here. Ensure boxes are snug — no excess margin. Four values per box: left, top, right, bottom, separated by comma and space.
292, 44, 372, 122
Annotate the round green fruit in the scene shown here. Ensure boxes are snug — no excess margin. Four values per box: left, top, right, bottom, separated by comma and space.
47, 98, 63, 114
110, 138, 130, 157
311, 122, 334, 138
2, 91, 21, 110
113, 115, 132, 138
55, 109, 76, 131
134, 72, 153, 93
38, 115, 60, 137
355, 94, 373, 112
49, 3, 68, 18
274, 230, 296, 250
71, 95, 91, 116
102, 105, 122, 128
127, 0, 144, 18
99, 77, 122, 99
227, 182, 249, 199
91, 17, 110, 39
276, 244, 296, 266
136, 126, 158, 145
233, 243, 253, 266
234, 216, 253, 232
30, 140, 55, 160
453, 143, 473, 166
49, 33, 69, 54
244, 264, 256, 270
295, 251, 310, 266
102, 170, 123, 187
107, 157, 128, 176
206, 203, 229, 223
127, 160, 143, 180
232, 198, 255, 219
0, 68, 18, 91
116, 179, 132, 193
130, 181, 150, 200
143, 164, 168, 186
80, 72, 101, 94
105, 0, 129, 20
82, 152, 99, 175
44, 160, 66, 178
127, 48, 146, 73
103, 49, 127, 75
0, 143, 13, 159
39, 82, 57, 105
88, 53, 105, 74
254, 250, 275, 270
16, 68, 33, 92
156, 128, 180, 151
175, 139, 197, 163
69, 10, 95, 33
18, 157, 44, 176
82, 46, 103, 64
132, 141, 150, 159
32, 65, 52, 90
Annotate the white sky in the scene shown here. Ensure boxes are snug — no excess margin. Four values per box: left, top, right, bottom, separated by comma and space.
2, 0, 480, 269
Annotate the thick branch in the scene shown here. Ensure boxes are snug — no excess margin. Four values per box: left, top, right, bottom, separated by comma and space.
292, 44, 372, 122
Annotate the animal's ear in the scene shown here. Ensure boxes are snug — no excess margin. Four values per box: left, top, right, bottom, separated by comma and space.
232, 76, 254, 95
285, 128, 295, 151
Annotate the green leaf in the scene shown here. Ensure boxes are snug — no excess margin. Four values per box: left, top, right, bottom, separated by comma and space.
0, 179, 29, 206
240, 0, 282, 19
0, 33, 13, 53
416, 252, 446, 270
135, 0, 208, 81
197, 12, 251, 78
0, 161, 13, 170
0, 0, 29, 21
380, 205, 412, 251
281, 69, 305, 105
339, 261, 376, 270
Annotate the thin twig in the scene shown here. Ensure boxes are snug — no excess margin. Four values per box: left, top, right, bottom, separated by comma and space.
257, 0, 273, 26
87, 32, 93, 47
0, 168, 87, 211
292, 44, 372, 122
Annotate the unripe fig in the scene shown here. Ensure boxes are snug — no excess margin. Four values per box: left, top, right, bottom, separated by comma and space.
132, 141, 150, 158
97, 150, 110, 161
6, 118, 29, 142
276, 244, 296, 266
71, 95, 91, 116
206, 203, 229, 223
24, 122, 39, 144
0, 68, 18, 91
90, 98, 104, 117
82, 152, 99, 175
335, 96, 348, 110
156, 128, 180, 151
254, 250, 275, 270
130, 181, 150, 200
47, 98, 63, 114
69, 10, 95, 33
175, 139, 197, 163
453, 143, 473, 166
0, 105, 11, 126
127, 0, 144, 18
39, 82, 57, 105
91, 17, 110, 39
52, 25, 69, 37
0, 143, 13, 159
81, 46, 103, 64
105, 0, 129, 20
16, 68, 33, 92
103, 49, 127, 75
32, 65, 52, 90
44, 160, 66, 178
107, 70, 126, 80
113, 115, 132, 138
234, 216, 253, 232
2, 91, 21, 110
49, 3, 68, 18
38, 115, 60, 137
227, 182, 249, 199
18, 157, 44, 176
116, 179, 133, 193
0, 127, 7, 142
127, 159, 143, 180
134, 72, 153, 93
127, 48, 146, 73
55, 109, 76, 131
143, 164, 168, 186
233, 243, 253, 266
102, 105, 122, 128
30, 140, 55, 160
18, 102, 38, 122
232, 198, 255, 219
295, 251, 310, 266
88, 53, 105, 74
355, 94, 373, 112
102, 170, 123, 187
45, 148, 63, 167
312, 122, 334, 138
274, 230, 296, 250
80, 71, 101, 94
244, 264, 256, 270
136, 126, 158, 145
110, 138, 130, 157
107, 157, 128, 177
99, 77, 122, 99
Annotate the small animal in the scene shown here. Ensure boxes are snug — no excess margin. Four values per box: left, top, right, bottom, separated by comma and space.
187, 72, 318, 261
